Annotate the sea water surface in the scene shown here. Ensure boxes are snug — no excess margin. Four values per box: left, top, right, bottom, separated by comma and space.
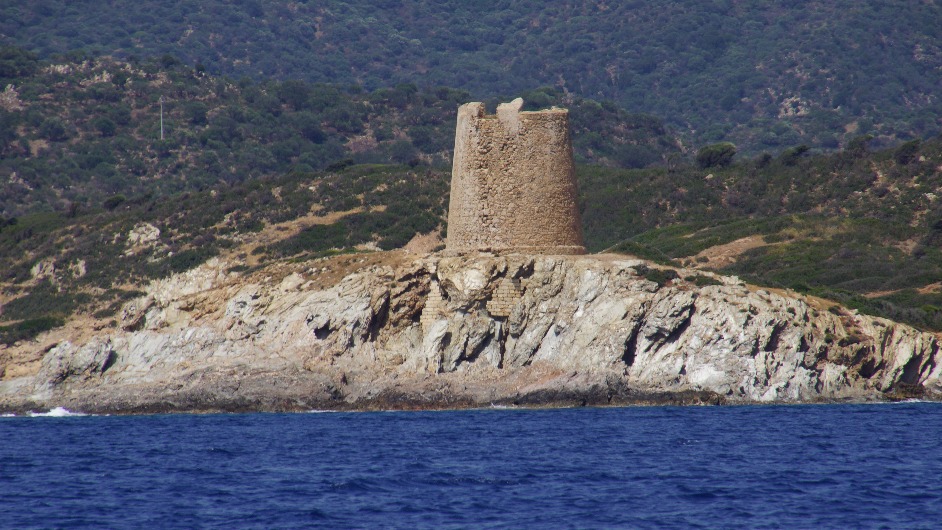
2, 403, 941, 528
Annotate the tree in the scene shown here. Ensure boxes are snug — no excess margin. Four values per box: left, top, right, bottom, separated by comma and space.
778, 144, 810, 166
0, 46, 38, 83
696, 142, 736, 168
159, 54, 181, 69
277, 80, 312, 111
183, 101, 208, 125
39, 118, 69, 141
894, 139, 920, 165
103, 194, 126, 210
388, 140, 418, 164
846, 134, 874, 157
293, 112, 326, 143
92, 116, 117, 137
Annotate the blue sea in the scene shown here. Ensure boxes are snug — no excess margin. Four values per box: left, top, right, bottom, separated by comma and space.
2, 403, 941, 529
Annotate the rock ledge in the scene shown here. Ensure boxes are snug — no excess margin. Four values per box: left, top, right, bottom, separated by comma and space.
2, 252, 940, 414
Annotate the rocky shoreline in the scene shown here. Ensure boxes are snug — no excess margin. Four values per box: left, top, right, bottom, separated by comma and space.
2, 251, 940, 415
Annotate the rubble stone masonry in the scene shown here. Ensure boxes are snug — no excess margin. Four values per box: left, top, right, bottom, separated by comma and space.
445, 98, 586, 255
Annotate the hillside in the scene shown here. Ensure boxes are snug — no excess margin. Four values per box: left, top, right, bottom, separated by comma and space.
3, 133, 942, 346
1, 47, 942, 348
2, 1, 941, 153
580, 136, 942, 331
0, 49, 678, 216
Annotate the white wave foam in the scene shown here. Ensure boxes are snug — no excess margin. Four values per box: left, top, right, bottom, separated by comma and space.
28, 407, 87, 417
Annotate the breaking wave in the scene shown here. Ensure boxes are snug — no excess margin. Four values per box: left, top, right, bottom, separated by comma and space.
27, 407, 87, 417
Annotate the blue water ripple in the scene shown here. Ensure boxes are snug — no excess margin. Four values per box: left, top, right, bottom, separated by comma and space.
2, 403, 942, 528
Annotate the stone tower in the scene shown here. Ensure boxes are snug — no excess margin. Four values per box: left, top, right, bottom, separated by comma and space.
445, 98, 586, 255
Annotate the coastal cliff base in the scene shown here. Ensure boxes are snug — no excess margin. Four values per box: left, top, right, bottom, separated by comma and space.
2, 252, 940, 414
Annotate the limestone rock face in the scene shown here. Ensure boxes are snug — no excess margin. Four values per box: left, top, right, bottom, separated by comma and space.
124, 222, 161, 256
2, 253, 941, 413
37, 339, 117, 391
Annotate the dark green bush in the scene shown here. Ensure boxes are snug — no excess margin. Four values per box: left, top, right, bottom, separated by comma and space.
0, 317, 64, 345
91, 116, 117, 137
636, 265, 679, 286
696, 143, 736, 168
103, 195, 126, 210
1, 281, 91, 321
165, 247, 219, 274
38, 117, 69, 141
266, 223, 348, 258
686, 274, 723, 287
894, 139, 920, 165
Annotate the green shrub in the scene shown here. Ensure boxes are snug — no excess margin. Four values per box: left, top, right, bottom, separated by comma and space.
1, 281, 92, 321
266, 223, 348, 258
685, 274, 723, 287
894, 140, 920, 165
38, 117, 69, 141
696, 143, 736, 168
778, 145, 810, 166
636, 265, 679, 286
91, 116, 117, 137
103, 194, 126, 210
0, 317, 64, 345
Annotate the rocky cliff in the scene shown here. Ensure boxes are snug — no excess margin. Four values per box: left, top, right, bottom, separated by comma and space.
2, 251, 940, 414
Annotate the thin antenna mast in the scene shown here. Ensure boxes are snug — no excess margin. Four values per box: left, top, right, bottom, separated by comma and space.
159, 96, 164, 140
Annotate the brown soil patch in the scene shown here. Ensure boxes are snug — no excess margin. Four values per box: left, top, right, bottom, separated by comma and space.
298, 250, 416, 291
28, 139, 48, 156
589, 252, 644, 263
403, 230, 443, 254
894, 237, 919, 254
230, 207, 370, 266
918, 282, 942, 295
231, 249, 417, 293
864, 289, 900, 299
688, 235, 769, 269
865, 282, 942, 300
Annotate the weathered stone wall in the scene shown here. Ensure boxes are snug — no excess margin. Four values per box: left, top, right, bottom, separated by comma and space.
446, 98, 586, 255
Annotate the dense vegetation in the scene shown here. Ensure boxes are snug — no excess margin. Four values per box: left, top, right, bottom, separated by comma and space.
0, 49, 677, 216
2, 0, 941, 153
580, 136, 942, 330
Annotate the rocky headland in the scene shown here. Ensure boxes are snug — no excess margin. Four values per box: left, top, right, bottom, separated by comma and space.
1, 251, 940, 414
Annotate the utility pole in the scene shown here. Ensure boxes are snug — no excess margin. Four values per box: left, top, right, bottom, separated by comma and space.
159, 96, 164, 140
